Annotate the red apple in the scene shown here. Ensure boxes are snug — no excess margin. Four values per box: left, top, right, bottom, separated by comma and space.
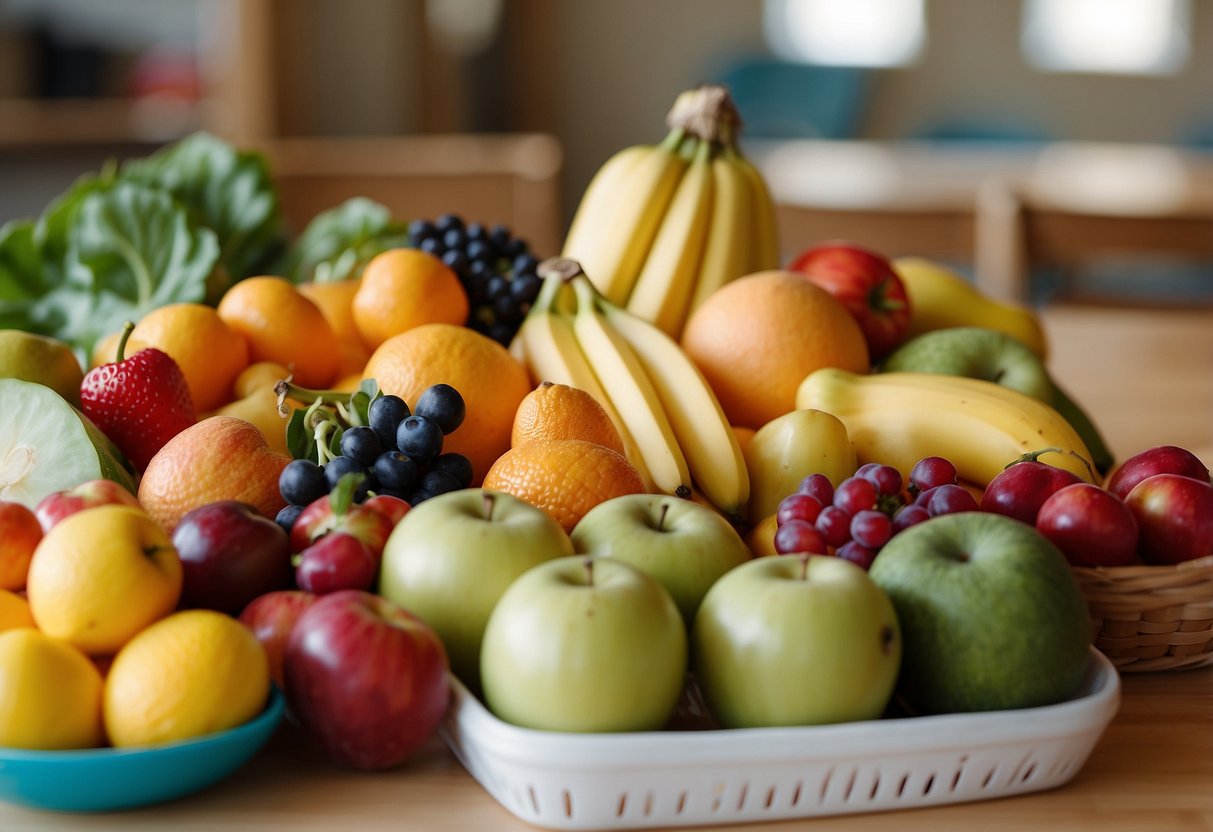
284, 589, 450, 770
172, 500, 295, 615
1035, 483, 1138, 568
1124, 474, 1213, 565
787, 241, 911, 361
295, 532, 378, 595
363, 493, 411, 526
1105, 445, 1211, 501
290, 496, 394, 556
239, 590, 318, 688
33, 479, 140, 533
0, 501, 42, 590
980, 459, 1083, 526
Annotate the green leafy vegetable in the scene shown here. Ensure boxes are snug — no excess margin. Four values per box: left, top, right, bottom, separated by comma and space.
286, 197, 410, 284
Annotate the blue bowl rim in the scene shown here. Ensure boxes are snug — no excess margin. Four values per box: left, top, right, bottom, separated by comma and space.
0, 685, 285, 763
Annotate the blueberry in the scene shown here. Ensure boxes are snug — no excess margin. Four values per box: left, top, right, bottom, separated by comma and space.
510, 273, 542, 303
435, 213, 464, 233
339, 426, 382, 467
466, 240, 493, 264
419, 236, 444, 257
397, 415, 444, 462
442, 249, 469, 275
443, 228, 466, 250
465, 221, 488, 241
429, 452, 474, 488
324, 455, 367, 490
369, 394, 410, 450
487, 321, 515, 345
421, 468, 463, 497
408, 219, 435, 244
374, 450, 419, 491
489, 224, 512, 251
415, 384, 466, 435
407, 489, 435, 506
513, 253, 539, 275
275, 503, 304, 536
279, 459, 328, 507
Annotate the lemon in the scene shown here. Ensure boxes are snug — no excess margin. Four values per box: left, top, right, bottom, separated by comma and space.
0, 628, 104, 749
26, 505, 182, 655
104, 610, 270, 747
0, 590, 35, 633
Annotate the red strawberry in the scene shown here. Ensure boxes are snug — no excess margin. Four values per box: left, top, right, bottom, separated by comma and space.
80, 322, 197, 471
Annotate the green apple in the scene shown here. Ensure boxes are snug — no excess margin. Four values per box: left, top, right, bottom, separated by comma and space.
692, 554, 901, 729
480, 556, 687, 732
377, 488, 574, 691
878, 326, 1113, 475
868, 512, 1091, 715
570, 494, 751, 625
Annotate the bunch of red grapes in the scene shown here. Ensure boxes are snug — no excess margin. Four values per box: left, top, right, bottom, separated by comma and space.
773, 457, 980, 569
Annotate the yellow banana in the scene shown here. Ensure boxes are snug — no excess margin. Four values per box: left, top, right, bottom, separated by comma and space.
795, 369, 1096, 487
744, 409, 856, 523
569, 272, 691, 497
625, 139, 715, 337
514, 270, 654, 490
562, 130, 689, 306
600, 295, 748, 522
686, 147, 752, 319
893, 256, 1048, 358
728, 148, 781, 273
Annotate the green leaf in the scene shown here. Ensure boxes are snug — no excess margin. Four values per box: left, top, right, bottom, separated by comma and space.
66, 182, 220, 354
286, 197, 410, 284
121, 132, 285, 282
286, 408, 317, 462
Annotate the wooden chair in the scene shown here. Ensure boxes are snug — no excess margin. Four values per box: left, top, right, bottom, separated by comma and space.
258, 133, 565, 257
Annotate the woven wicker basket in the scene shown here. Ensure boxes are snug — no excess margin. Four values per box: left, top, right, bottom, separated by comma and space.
1071, 554, 1213, 672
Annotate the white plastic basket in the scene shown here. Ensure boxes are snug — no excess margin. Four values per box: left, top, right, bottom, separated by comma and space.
440, 648, 1119, 831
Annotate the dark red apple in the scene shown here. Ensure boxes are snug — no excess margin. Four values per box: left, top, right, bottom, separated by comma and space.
1105, 445, 1211, 501
34, 479, 140, 533
172, 500, 295, 614
284, 589, 450, 770
1124, 474, 1213, 565
0, 501, 42, 590
239, 590, 318, 688
363, 493, 411, 526
295, 532, 378, 595
290, 495, 395, 556
1036, 483, 1138, 568
980, 459, 1083, 526
787, 241, 911, 361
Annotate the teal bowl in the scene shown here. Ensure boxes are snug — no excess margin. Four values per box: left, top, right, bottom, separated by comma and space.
0, 686, 285, 812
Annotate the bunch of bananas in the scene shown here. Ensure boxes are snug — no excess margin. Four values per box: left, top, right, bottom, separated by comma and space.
513, 258, 749, 524
561, 85, 779, 338
796, 368, 1098, 488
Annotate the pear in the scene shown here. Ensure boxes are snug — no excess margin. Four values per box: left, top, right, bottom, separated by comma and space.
0, 331, 85, 407
744, 409, 857, 523
879, 327, 1113, 476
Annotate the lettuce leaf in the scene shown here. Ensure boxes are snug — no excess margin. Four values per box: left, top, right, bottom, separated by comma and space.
286, 197, 410, 284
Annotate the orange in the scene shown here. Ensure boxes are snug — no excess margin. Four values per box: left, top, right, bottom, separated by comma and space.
0, 589, 35, 632
681, 270, 870, 430
732, 425, 757, 458
137, 416, 290, 533
352, 249, 469, 350
97, 304, 250, 412
26, 505, 182, 655
363, 323, 531, 485
511, 382, 626, 455
482, 439, 646, 532
0, 628, 105, 749
104, 609, 269, 747
217, 276, 341, 389
299, 278, 371, 378
745, 513, 780, 557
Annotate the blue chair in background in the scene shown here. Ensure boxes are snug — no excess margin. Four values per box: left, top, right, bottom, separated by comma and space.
714, 57, 870, 140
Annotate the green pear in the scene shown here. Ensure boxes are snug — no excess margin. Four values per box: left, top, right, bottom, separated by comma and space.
878, 327, 1113, 475
0, 331, 85, 407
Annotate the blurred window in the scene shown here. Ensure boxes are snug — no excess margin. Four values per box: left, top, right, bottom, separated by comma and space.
763, 0, 925, 67
1021, 0, 1190, 75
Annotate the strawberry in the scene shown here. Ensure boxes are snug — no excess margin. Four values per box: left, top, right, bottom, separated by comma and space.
80, 322, 198, 472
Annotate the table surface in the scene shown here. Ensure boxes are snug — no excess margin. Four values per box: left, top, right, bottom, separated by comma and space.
2, 305, 1211, 832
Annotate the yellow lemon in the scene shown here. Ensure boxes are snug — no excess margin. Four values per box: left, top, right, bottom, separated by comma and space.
104, 610, 270, 747
26, 505, 182, 655
0, 628, 104, 749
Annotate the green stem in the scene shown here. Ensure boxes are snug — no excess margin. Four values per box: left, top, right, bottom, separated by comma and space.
114, 321, 136, 362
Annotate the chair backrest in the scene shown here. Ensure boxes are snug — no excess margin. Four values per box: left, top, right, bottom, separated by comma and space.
717, 58, 868, 140
259, 133, 565, 257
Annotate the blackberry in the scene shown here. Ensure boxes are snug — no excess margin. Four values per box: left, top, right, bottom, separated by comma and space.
408, 213, 546, 345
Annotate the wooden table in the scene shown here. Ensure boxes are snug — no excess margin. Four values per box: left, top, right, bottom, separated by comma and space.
2, 306, 1211, 831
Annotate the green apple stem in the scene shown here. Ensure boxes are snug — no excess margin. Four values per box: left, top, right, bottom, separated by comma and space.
482, 490, 495, 521
114, 321, 136, 363
582, 556, 595, 586
1007, 447, 1096, 482
799, 553, 810, 580
656, 501, 670, 532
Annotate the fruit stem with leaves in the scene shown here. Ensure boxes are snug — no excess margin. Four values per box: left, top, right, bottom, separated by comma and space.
275, 377, 381, 465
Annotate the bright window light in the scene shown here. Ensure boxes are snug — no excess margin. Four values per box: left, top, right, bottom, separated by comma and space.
763, 0, 925, 67
1022, 0, 1190, 75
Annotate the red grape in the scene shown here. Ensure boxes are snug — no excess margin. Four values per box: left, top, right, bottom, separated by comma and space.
850, 509, 892, 548
860, 464, 903, 497
776, 493, 823, 527
798, 473, 835, 506
834, 476, 878, 515
773, 520, 829, 555
926, 483, 980, 516
815, 505, 853, 548
835, 540, 878, 570
892, 503, 930, 533
910, 456, 958, 493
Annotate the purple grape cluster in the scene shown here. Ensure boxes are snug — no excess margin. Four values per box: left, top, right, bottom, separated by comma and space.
772, 456, 979, 569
